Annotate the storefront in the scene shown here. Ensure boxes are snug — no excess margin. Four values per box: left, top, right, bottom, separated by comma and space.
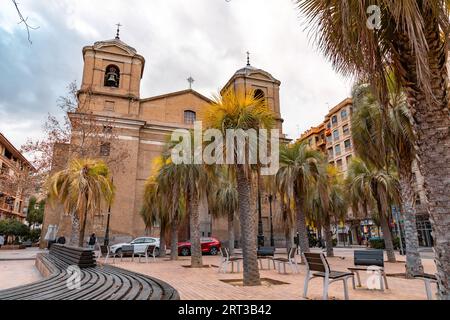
360, 218, 381, 240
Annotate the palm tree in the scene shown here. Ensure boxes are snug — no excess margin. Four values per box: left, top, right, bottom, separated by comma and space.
296, 1, 450, 298
140, 180, 168, 258
346, 158, 400, 262
389, 108, 425, 277
156, 158, 190, 262
141, 155, 188, 260
47, 158, 114, 247
140, 183, 155, 237
352, 83, 424, 276
275, 191, 296, 250
276, 142, 323, 257
209, 168, 238, 255
310, 165, 347, 257
157, 137, 213, 268
141, 156, 169, 258
204, 89, 275, 286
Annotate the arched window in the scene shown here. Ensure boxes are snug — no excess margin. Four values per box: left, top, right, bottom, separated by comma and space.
104, 65, 120, 88
184, 110, 196, 124
253, 89, 265, 100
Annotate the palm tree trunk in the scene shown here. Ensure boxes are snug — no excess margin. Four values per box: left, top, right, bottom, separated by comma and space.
285, 227, 293, 250
227, 212, 235, 255
379, 213, 396, 263
281, 198, 293, 249
170, 220, 178, 261
159, 222, 167, 258
69, 213, 80, 246
189, 188, 203, 268
396, 12, 450, 298
294, 194, 310, 255
78, 199, 88, 248
399, 176, 424, 277
236, 165, 260, 286
323, 215, 334, 257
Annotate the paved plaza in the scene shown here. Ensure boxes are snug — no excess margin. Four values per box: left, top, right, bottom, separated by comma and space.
111, 248, 437, 300
0, 260, 42, 290
0, 247, 437, 299
0, 248, 43, 290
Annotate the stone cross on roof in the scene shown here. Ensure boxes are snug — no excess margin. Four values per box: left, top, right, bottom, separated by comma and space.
187, 76, 195, 89
115, 23, 122, 39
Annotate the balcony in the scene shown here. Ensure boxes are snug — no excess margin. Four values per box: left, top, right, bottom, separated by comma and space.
0, 154, 21, 173
0, 202, 25, 219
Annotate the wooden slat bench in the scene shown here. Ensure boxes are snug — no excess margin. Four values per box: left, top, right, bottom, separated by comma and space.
50, 244, 96, 268
347, 250, 388, 291
257, 247, 276, 270
303, 252, 355, 300
272, 247, 299, 274
0, 245, 179, 300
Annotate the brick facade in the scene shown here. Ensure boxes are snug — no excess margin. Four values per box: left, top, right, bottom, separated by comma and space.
41, 37, 287, 247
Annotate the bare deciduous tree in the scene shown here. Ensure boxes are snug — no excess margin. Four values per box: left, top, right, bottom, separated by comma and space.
11, 0, 39, 44
21, 81, 130, 193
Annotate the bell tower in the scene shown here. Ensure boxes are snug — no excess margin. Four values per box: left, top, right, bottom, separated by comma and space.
221, 53, 283, 130
78, 33, 146, 117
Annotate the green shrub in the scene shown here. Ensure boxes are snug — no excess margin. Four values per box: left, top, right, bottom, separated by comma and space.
0, 219, 30, 244
369, 238, 385, 249
369, 237, 402, 250
25, 228, 41, 243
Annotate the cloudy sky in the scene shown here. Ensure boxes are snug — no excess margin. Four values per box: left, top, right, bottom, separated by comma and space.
0, 0, 351, 151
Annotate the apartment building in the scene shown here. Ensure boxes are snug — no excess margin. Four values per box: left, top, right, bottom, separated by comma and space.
0, 133, 34, 222
324, 98, 355, 175
299, 98, 355, 175
299, 97, 434, 247
299, 123, 326, 153
299, 98, 358, 244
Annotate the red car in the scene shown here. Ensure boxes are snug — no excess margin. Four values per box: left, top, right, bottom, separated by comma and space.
178, 237, 221, 256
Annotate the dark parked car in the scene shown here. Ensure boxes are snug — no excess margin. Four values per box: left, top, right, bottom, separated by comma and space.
178, 237, 221, 256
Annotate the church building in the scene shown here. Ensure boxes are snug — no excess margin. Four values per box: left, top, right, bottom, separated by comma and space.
41, 32, 287, 246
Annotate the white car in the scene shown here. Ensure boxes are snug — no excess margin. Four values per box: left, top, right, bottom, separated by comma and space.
110, 237, 160, 256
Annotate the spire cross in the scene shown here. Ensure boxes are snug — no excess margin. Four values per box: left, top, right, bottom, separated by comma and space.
246, 51, 250, 66
187, 76, 195, 89
115, 23, 122, 39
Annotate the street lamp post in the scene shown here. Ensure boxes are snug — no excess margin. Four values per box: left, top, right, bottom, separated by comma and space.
268, 194, 274, 247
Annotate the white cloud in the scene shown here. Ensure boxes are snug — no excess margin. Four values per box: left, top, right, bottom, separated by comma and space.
0, 0, 350, 148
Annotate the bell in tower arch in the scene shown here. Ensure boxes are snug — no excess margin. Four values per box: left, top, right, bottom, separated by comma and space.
104, 65, 120, 88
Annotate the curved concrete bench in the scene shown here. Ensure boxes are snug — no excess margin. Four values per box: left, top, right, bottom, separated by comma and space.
0, 253, 179, 300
